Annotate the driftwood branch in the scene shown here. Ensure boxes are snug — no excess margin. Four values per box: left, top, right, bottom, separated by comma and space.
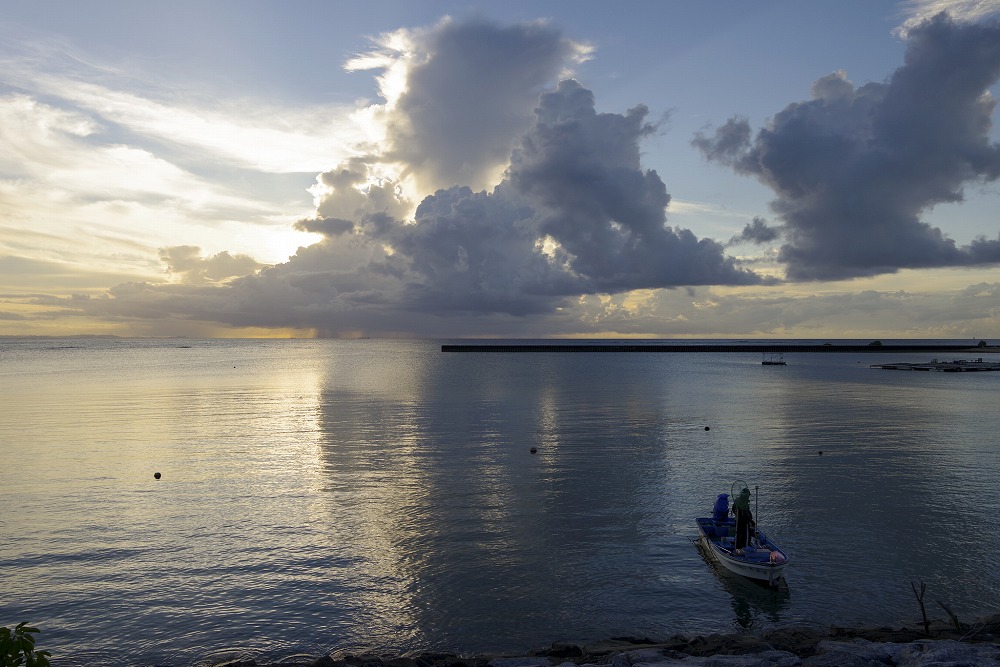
937, 600, 961, 632
911, 580, 929, 636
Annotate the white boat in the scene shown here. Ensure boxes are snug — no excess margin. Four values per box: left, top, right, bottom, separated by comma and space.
762, 352, 786, 365
696, 484, 789, 586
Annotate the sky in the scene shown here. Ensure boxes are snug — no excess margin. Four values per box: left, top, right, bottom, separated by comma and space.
2, 0, 1000, 339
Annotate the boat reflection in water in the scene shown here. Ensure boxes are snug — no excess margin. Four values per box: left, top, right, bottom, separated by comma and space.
695, 537, 791, 629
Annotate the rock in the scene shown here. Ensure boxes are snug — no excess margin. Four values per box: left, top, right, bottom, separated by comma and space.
801, 639, 894, 666
611, 636, 659, 646
610, 651, 632, 667
542, 642, 583, 658
981, 613, 1000, 626
384, 658, 422, 667
413, 653, 467, 666
801, 637, 1000, 666
758, 627, 827, 657
311, 658, 340, 667
489, 658, 552, 667
585, 638, 682, 658
622, 648, 674, 665
613, 649, 800, 666
246, 616, 1000, 667
891, 639, 1000, 666
585, 639, 645, 656
683, 634, 774, 657
697, 651, 799, 666
830, 625, 924, 645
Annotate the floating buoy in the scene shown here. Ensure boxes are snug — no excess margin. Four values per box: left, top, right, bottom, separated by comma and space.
818, 451, 823, 455
154, 472, 161, 479
530, 447, 537, 454
704, 426, 710, 431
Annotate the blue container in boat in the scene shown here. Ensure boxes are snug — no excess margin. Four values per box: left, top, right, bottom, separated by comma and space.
713, 494, 729, 522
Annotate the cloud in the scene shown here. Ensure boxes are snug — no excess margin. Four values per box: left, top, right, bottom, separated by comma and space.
728, 216, 782, 246
0, 254, 153, 292
58, 17, 765, 336
310, 157, 413, 222
897, 0, 1000, 34
0, 34, 354, 280
286, 75, 764, 314
159, 246, 264, 285
0, 94, 251, 209
294, 217, 355, 237
0, 83, 325, 287
545, 279, 1000, 339
0, 93, 304, 290
350, 17, 592, 195
508, 79, 762, 292
0, 39, 363, 175
694, 13, 1000, 281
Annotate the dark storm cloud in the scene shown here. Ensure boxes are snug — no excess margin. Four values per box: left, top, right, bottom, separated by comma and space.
693, 13, 1000, 281
361, 78, 763, 315
507, 79, 762, 292
967, 233, 1000, 261
377, 185, 571, 315
294, 217, 354, 236
728, 216, 782, 246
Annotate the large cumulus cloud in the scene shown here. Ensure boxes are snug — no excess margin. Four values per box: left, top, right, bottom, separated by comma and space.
257, 78, 762, 325
693, 13, 1000, 281
66, 18, 763, 336
509, 80, 759, 292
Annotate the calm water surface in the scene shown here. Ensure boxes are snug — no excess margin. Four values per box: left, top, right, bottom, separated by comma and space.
1, 338, 998, 666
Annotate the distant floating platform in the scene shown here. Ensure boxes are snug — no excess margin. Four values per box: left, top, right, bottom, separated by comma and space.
441, 343, 997, 354
870, 358, 1000, 372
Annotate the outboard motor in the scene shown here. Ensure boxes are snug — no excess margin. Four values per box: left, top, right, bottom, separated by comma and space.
712, 493, 729, 522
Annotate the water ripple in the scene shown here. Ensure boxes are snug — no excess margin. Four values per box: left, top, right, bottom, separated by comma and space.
1, 340, 998, 665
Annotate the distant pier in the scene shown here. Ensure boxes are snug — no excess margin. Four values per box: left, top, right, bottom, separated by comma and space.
871, 358, 1000, 372
441, 343, 996, 354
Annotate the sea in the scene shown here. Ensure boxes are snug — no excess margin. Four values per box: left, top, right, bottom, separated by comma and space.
1, 337, 998, 666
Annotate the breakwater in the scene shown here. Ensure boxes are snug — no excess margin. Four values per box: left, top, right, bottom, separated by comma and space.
442, 343, 993, 353
871, 358, 1000, 371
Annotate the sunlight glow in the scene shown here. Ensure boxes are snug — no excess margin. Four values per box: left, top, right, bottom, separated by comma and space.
3, 67, 360, 173
536, 235, 560, 261
345, 26, 416, 107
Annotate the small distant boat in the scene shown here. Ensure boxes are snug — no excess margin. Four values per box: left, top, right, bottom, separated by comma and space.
762, 352, 786, 365
696, 482, 789, 586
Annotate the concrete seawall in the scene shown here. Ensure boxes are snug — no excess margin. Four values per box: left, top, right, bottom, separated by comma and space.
442, 343, 995, 353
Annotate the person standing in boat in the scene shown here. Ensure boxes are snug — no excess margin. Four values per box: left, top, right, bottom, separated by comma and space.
732, 487, 756, 551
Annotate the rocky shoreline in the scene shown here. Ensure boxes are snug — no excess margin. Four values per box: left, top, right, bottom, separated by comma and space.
215, 616, 1000, 667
